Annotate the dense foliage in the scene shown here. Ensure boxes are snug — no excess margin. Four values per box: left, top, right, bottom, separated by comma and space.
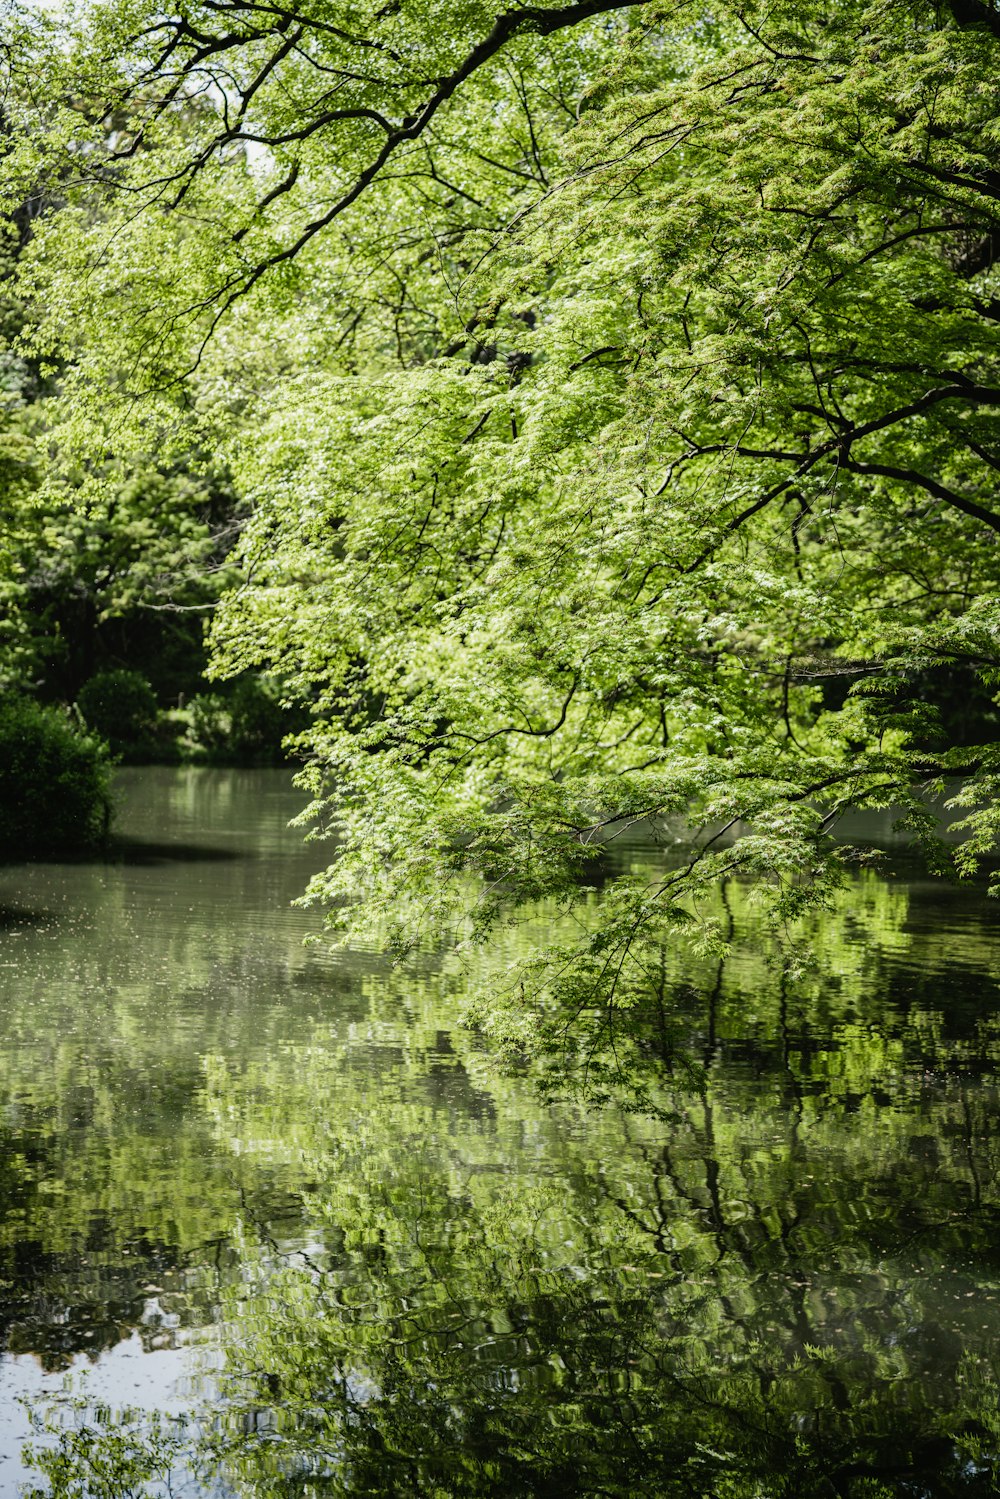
0, 697, 110, 856
5, 0, 1000, 1026
0, 98, 275, 762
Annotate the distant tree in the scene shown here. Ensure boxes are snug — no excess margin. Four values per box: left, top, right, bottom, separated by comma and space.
0, 77, 248, 708
6, 456, 242, 703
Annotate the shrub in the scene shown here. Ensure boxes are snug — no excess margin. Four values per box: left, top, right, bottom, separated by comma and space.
185, 677, 303, 764
228, 676, 295, 763
186, 692, 230, 756
0, 698, 112, 858
76, 669, 158, 757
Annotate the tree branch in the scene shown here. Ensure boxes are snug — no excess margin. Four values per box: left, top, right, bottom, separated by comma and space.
836, 457, 1000, 533
131, 0, 655, 371
943, 0, 1000, 41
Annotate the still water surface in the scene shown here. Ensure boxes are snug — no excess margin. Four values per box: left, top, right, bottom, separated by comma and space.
0, 768, 998, 1496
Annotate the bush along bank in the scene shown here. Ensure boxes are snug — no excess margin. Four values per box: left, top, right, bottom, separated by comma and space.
0, 698, 112, 859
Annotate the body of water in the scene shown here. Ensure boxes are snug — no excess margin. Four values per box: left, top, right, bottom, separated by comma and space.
0, 768, 998, 1497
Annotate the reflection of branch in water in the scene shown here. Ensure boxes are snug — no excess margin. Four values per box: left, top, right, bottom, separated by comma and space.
960, 1084, 984, 1212
236, 1183, 327, 1281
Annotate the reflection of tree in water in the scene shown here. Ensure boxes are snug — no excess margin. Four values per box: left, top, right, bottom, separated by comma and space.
210, 1128, 1000, 1496
0, 1067, 312, 1373
20, 870, 1000, 1494
189, 881, 1000, 1497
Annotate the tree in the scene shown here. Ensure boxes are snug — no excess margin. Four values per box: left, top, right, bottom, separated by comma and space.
10, 0, 1000, 1046
0, 53, 247, 715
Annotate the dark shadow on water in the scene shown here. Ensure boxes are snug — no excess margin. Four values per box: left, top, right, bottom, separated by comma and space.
0, 904, 53, 927
106, 837, 244, 866
1, 839, 244, 869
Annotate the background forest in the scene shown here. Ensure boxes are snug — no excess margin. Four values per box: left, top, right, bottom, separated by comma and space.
1, 154, 299, 770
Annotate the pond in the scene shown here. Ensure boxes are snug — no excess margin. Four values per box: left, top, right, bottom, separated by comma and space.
0, 767, 998, 1497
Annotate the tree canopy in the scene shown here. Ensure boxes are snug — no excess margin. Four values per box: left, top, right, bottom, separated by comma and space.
6, 0, 1000, 1048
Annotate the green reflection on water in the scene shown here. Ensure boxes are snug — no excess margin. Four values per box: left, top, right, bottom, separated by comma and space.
3, 770, 1000, 1496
